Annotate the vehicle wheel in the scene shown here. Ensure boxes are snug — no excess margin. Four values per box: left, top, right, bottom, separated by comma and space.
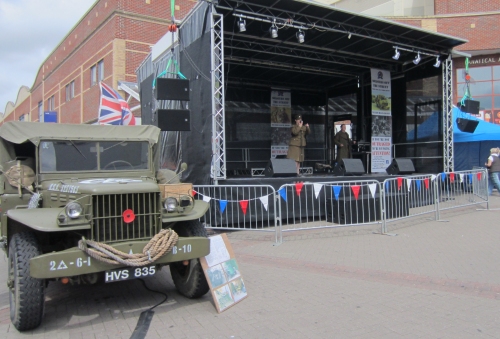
8, 232, 45, 331
169, 220, 209, 298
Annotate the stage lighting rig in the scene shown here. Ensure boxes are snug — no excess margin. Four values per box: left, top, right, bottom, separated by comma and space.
238, 18, 246, 32
433, 56, 441, 68
413, 52, 421, 65
297, 28, 305, 43
392, 48, 400, 60
270, 20, 278, 38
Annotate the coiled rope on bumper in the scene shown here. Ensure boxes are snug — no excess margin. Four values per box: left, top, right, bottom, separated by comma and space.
78, 228, 179, 266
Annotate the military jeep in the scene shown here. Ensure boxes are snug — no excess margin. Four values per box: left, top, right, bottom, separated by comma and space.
0, 121, 210, 331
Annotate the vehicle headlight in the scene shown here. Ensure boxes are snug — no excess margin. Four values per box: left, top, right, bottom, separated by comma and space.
164, 197, 178, 212
65, 202, 83, 219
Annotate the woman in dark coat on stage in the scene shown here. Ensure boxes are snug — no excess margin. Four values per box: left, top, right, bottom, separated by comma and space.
287, 114, 310, 175
334, 124, 355, 163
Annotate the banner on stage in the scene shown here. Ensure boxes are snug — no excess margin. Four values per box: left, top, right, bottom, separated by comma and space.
370, 69, 391, 117
371, 136, 392, 171
371, 69, 392, 173
271, 90, 291, 157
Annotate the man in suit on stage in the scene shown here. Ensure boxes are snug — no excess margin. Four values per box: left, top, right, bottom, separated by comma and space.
333, 124, 356, 164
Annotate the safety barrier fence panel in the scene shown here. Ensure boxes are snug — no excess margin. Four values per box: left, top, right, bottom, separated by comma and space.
435, 168, 488, 212
193, 185, 278, 241
381, 174, 438, 233
277, 180, 383, 234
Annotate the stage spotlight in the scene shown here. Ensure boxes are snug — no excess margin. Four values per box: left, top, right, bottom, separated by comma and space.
413, 52, 421, 65
392, 48, 400, 60
238, 19, 246, 32
270, 23, 278, 38
296, 29, 305, 43
433, 56, 441, 68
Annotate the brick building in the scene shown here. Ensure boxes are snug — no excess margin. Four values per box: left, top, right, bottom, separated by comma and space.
1, 0, 197, 124
315, 0, 500, 122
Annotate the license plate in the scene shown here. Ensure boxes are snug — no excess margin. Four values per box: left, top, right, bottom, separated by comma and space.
104, 266, 156, 283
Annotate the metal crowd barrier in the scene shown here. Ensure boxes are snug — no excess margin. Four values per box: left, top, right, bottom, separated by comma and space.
193, 185, 279, 242
277, 180, 382, 235
436, 168, 489, 212
381, 174, 438, 233
194, 168, 488, 244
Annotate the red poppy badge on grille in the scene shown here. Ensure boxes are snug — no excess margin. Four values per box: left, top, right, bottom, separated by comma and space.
123, 209, 135, 223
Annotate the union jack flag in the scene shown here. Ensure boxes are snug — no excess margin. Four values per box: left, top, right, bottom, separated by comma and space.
98, 82, 136, 125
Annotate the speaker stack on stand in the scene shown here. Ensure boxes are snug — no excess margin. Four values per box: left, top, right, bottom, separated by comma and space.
140, 76, 191, 131
456, 99, 480, 133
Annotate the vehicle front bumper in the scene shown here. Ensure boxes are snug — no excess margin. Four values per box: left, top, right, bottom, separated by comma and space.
30, 236, 210, 279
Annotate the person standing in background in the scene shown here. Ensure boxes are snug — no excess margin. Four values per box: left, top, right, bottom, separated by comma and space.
287, 114, 310, 175
485, 147, 500, 195
333, 124, 356, 164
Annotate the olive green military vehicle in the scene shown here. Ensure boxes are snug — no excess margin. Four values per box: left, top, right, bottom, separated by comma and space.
0, 122, 210, 331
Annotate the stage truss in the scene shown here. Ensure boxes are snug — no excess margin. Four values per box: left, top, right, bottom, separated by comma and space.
442, 56, 454, 172
211, 6, 226, 182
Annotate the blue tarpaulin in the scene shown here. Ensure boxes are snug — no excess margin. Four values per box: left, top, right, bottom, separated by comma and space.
407, 107, 500, 170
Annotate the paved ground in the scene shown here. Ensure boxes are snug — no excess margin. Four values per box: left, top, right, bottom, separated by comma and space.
1, 197, 500, 338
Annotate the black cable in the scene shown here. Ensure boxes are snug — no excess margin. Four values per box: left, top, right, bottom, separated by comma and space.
137, 278, 169, 311
129, 278, 170, 339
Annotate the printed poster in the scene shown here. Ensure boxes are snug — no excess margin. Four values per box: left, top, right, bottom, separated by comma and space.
370, 69, 392, 173
200, 234, 247, 313
270, 90, 291, 157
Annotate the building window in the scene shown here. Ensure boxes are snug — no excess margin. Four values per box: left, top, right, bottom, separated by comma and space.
48, 95, 55, 111
65, 80, 75, 101
19, 114, 25, 121
91, 65, 97, 86
98, 59, 104, 82
456, 65, 500, 124
90, 59, 104, 86
38, 101, 43, 122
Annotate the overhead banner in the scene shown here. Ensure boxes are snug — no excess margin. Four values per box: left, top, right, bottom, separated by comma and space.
270, 90, 292, 158
370, 69, 392, 173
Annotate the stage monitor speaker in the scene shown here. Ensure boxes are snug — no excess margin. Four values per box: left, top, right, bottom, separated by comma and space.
156, 109, 191, 131
264, 158, 297, 177
386, 158, 415, 175
333, 159, 365, 176
459, 99, 480, 115
140, 74, 155, 126
154, 78, 190, 101
456, 118, 479, 133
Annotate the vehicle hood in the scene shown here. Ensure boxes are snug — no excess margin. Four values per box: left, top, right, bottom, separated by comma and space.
39, 178, 160, 195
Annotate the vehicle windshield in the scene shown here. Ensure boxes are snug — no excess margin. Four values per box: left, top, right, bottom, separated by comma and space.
39, 140, 149, 172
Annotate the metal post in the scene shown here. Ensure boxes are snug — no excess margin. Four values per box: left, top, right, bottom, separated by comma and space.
210, 5, 226, 182
442, 55, 453, 172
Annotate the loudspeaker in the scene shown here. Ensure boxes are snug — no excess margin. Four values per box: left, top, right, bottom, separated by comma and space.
456, 118, 479, 133
139, 74, 155, 125
386, 158, 415, 175
459, 99, 480, 115
333, 159, 365, 176
264, 158, 297, 177
154, 78, 190, 101
156, 109, 191, 131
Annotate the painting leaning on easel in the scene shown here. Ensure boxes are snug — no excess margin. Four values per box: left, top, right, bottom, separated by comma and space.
200, 234, 248, 312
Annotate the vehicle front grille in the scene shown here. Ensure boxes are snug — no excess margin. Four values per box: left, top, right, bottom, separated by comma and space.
92, 192, 161, 242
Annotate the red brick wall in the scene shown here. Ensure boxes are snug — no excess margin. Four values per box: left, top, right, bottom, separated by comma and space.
437, 14, 500, 51
2, 0, 195, 125
435, 0, 500, 15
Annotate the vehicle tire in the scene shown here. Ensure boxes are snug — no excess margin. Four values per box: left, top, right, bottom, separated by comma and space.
8, 232, 45, 331
169, 220, 209, 298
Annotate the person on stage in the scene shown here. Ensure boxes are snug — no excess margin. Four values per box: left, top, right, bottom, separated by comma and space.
333, 124, 356, 164
287, 114, 310, 175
